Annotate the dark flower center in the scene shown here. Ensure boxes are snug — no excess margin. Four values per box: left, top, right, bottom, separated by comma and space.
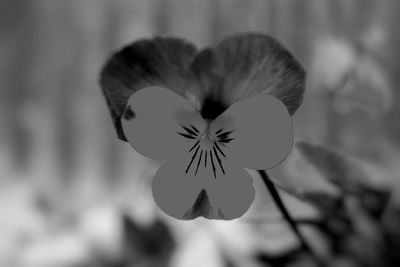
200, 96, 227, 120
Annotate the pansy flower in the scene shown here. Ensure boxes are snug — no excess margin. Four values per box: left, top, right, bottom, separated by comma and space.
100, 33, 305, 220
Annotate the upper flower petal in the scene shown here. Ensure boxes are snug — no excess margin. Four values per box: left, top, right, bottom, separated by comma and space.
194, 33, 306, 116
121, 86, 206, 159
100, 34, 306, 141
152, 154, 255, 220
211, 94, 293, 170
100, 37, 198, 141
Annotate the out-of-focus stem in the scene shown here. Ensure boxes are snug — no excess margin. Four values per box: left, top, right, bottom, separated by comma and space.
258, 170, 326, 267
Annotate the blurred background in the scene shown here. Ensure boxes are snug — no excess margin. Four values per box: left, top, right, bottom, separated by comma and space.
1, 0, 400, 266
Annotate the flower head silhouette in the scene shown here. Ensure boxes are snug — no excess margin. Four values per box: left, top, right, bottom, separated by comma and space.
100, 33, 305, 220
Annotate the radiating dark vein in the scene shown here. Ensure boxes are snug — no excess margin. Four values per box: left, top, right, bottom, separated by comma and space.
210, 150, 217, 178
188, 140, 200, 152
182, 125, 198, 136
179, 126, 233, 177
186, 146, 200, 174
178, 132, 196, 139
217, 130, 233, 139
195, 149, 203, 175
213, 146, 225, 175
219, 138, 234, 143
190, 125, 199, 134
214, 142, 226, 158
215, 128, 223, 135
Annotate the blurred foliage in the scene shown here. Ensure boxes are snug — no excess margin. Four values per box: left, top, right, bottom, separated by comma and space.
294, 142, 391, 267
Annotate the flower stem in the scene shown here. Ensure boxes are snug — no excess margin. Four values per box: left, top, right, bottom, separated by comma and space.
258, 170, 326, 267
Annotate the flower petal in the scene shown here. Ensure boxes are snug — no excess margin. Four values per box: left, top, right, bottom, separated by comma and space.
199, 33, 306, 115
152, 155, 255, 220
211, 94, 293, 170
100, 37, 198, 141
205, 160, 255, 220
121, 86, 206, 159
101, 34, 306, 140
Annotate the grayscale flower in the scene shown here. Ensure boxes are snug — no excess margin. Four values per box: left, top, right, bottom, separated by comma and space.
100, 33, 305, 220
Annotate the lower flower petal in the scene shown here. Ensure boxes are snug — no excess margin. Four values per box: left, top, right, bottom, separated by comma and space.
205, 160, 255, 220
152, 155, 207, 220
152, 155, 255, 220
